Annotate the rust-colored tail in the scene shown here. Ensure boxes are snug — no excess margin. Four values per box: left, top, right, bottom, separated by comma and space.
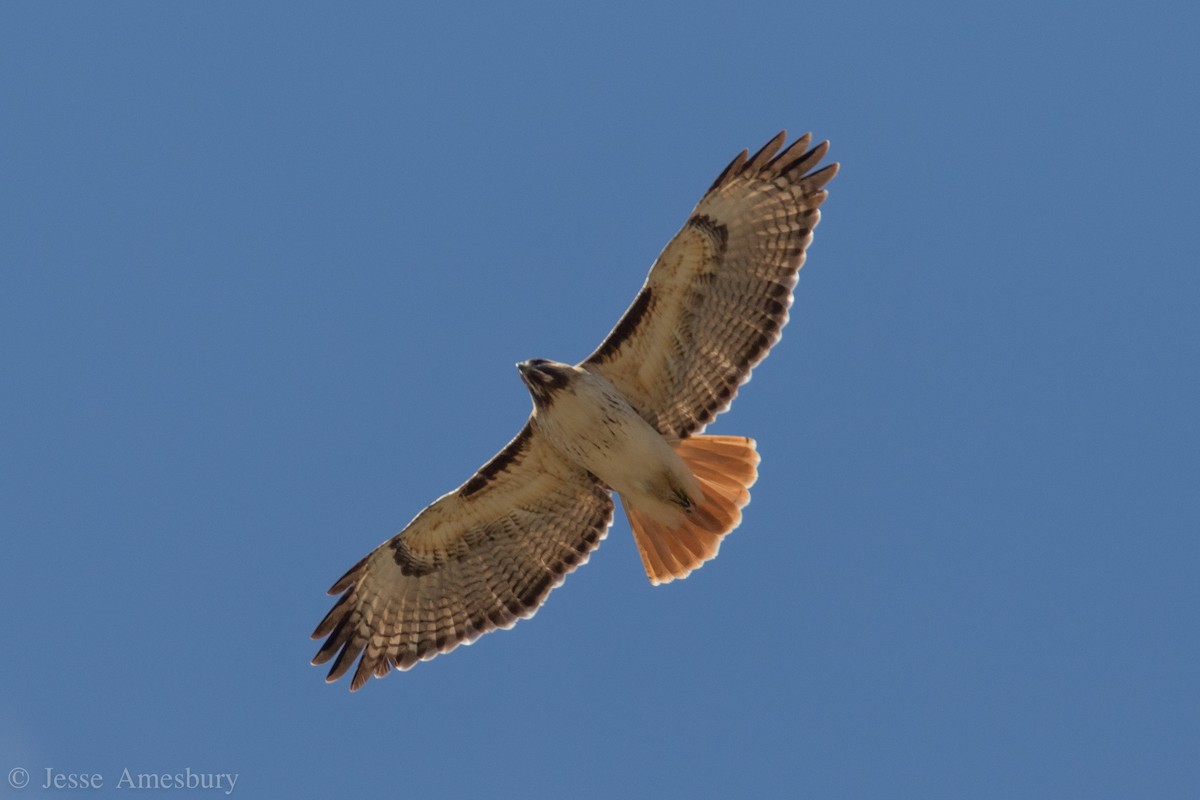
622, 435, 760, 585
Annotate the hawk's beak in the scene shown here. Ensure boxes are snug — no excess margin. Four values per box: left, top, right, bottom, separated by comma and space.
516, 361, 534, 386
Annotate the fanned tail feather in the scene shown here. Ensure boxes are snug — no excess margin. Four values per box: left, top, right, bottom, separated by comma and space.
623, 435, 760, 585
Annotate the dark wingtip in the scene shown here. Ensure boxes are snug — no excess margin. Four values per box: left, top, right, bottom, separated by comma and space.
743, 131, 788, 174
805, 161, 840, 192
327, 555, 367, 595
707, 147, 750, 194
777, 138, 827, 177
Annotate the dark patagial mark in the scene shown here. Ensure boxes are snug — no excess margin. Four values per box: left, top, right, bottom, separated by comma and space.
461, 422, 534, 497
586, 286, 654, 364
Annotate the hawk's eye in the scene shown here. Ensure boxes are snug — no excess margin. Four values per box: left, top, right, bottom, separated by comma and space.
312, 131, 834, 689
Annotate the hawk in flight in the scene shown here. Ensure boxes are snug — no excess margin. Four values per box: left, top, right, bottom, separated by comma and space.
313, 132, 838, 689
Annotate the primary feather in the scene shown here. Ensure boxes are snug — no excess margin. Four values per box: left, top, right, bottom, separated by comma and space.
313, 132, 837, 689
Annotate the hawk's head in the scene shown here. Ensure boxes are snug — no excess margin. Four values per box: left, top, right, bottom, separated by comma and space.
517, 358, 573, 408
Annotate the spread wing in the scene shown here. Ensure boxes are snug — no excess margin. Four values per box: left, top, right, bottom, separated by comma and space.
582, 132, 838, 438
312, 420, 614, 690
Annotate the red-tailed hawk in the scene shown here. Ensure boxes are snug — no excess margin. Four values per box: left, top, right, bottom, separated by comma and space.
313, 132, 838, 689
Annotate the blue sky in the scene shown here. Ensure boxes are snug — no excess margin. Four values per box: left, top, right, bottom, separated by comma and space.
2, 2, 1197, 797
